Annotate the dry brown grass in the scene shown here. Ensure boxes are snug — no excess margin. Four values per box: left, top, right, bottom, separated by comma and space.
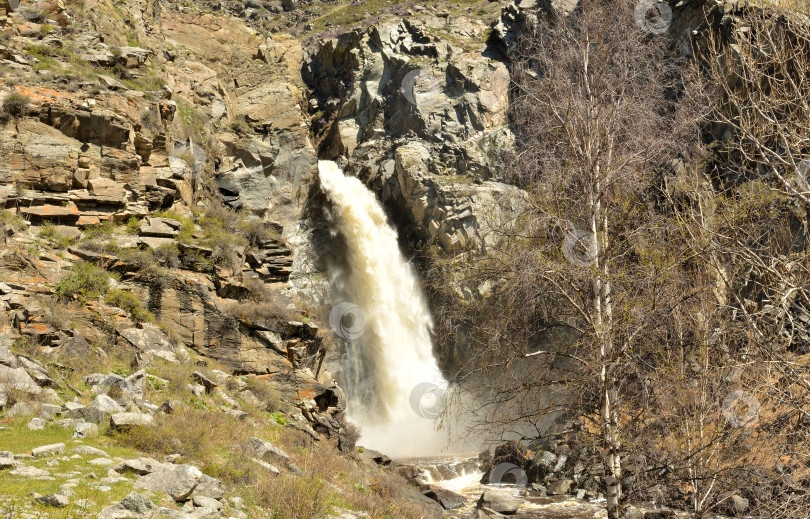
243, 376, 284, 413
112, 405, 253, 460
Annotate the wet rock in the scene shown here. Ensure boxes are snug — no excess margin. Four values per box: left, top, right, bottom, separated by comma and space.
476, 489, 519, 515
423, 487, 465, 510
547, 478, 573, 496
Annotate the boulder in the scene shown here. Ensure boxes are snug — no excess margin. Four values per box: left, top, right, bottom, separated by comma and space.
27, 417, 46, 430
121, 324, 175, 355
0, 342, 17, 367
72, 445, 109, 457
192, 495, 222, 510
91, 394, 126, 414
243, 436, 290, 462
9, 466, 50, 478
97, 492, 157, 519
476, 489, 520, 515
109, 412, 154, 432
139, 217, 180, 238
7, 401, 34, 417
73, 422, 99, 438
32, 443, 66, 457
133, 464, 203, 501
0, 365, 42, 395
423, 487, 465, 510
191, 371, 218, 393
114, 457, 168, 476
35, 493, 69, 507
547, 478, 573, 496
194, 474, 225, 500
67, 405, 109, 425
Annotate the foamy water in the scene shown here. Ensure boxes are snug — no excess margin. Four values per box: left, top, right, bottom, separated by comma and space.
319, 160, 455, 456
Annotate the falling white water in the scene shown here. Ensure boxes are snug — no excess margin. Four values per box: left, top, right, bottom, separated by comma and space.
318, 160, 451, 457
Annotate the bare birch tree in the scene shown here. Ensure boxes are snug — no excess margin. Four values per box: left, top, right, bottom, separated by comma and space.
429, 2, 700, 517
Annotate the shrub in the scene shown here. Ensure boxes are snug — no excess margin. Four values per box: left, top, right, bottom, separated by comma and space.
112, 405, 253, 461
223, 301, 299, 326
0, 210, 28, 232
54, 262, 111, 304
238, 217, 281, 247
39, 223, 75, 248
253, 474, 335, 519
105, 288, 154, 322
2, 92, 32, 118
244, 376, 284, 413
81, 219, 116, 240
125, 217, 141, 235
154, 242, 180, 268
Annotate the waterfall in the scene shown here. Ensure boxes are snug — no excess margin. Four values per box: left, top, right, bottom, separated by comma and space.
319, 160, 450, 457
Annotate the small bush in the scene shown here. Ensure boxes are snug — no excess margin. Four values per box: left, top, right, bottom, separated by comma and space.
238, 217, 281, 247
244, 376, 284, 413
81, 219, 116, 240
105, 288, 154, 322
253, 474, 335, 519
39, 223, 75, 248
125, 217, 141, 235
2, 92, 32, 118
154, 243, 180, 269
223, 301, 299, 326
112, 405, 253, 461
54, 262, 111, 304
0, 210, 28, 232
